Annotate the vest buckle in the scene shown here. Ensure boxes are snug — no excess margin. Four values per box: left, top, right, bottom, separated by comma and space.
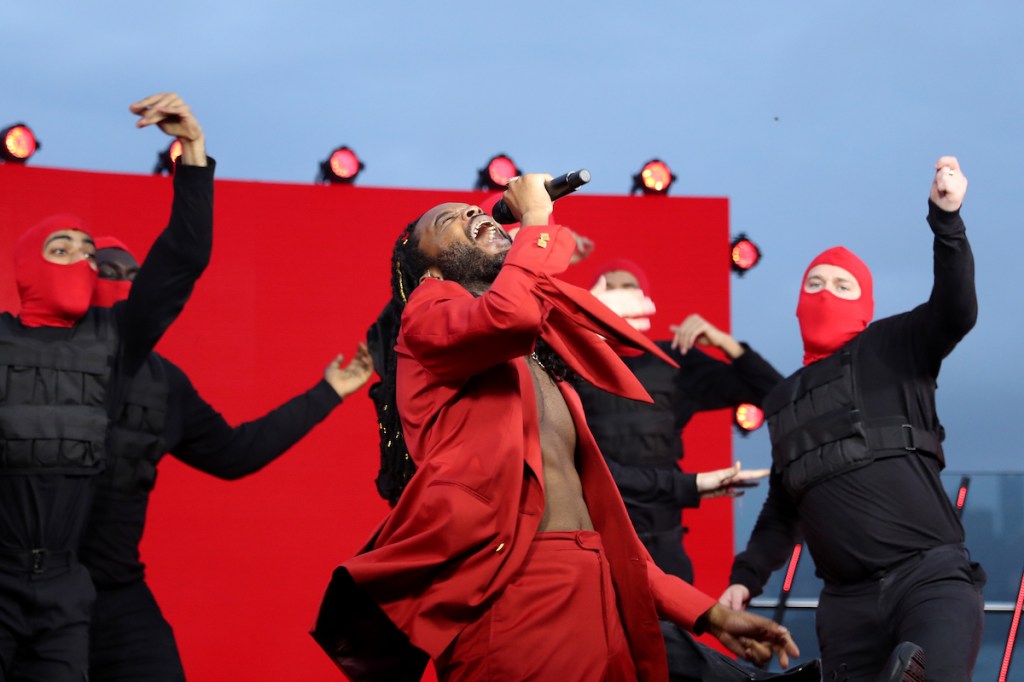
31, 548, 48, 574
901, 424, 916, 451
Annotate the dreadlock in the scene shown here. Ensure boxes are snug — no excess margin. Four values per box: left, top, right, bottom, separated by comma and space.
531, 338, 576, 384
368, 220, 429, 506
368, 218, 575, 506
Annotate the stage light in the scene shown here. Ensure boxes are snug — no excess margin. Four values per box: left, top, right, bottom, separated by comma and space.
999, 567, 1024, 682
730, 234, 761, 275
955, 475, 970, 519
318, 146, 364, 184
1, 123, 40, 163
476, 154, 520, 191
772, 543, 803, 625
734, 403, 765, 434
152, 140, 183, 175
631, 159, 674, 195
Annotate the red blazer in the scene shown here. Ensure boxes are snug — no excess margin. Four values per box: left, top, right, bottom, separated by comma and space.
314, 226, 716, 681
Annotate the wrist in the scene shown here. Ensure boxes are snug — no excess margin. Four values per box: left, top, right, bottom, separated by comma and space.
179, 136, 207, 167
721, 337, 744, 359
520, 209, 552, 227
326, 380, 348, 399
695, 603, 727, 636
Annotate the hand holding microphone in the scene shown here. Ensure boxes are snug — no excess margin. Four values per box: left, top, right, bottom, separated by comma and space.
492, 169, 591, 224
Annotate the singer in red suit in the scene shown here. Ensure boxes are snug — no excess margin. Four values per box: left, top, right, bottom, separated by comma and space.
313, 174, 798, 681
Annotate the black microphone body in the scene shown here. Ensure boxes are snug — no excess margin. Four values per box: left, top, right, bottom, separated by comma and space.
490, 169, 591, 224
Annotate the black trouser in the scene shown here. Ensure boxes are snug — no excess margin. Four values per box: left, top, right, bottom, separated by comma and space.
816, 543, 985, 681
640, 526, 695, 584
0, 553, 94, 682
664, 622, 755, 681
88, 581, 185, 682
662, 622, 822, 682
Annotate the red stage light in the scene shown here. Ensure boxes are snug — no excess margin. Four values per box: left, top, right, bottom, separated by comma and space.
632, 159, 674, 195
153, 140, 184, 176
318, 146, 365, 184
731, 234, 761, 275
956, 486, 967, 509
1, 123, 40, 163
169, 139, 183, 164
772, 543, 804, 624
954, 475, 971, 519
999, 568, 1024, 682
328, 148, 360, 179
476, 154, 520, 190
782, 543, 802, 593
735, 403, 765, 432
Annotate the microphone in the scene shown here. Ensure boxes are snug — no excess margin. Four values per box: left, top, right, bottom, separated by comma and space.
490, 169, 591, 224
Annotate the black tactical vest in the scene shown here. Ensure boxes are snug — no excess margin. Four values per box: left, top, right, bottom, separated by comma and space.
0, 310, 117, 475
764, 338, 944, 499
100, 353, 170, 494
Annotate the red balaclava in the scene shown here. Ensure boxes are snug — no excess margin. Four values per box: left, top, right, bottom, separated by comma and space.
14, 214, 98, 328
796, 246, 874, 365
590, 259, 656, 333
91, 236, 135, 307
591, 258, 652, 296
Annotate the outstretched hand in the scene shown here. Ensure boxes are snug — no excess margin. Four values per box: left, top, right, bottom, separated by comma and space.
930, 156, 967, 212
129, 92, 206, 166
324, 342, 374, 399
590, 275, 656, 331
696, 461, 769, 499
669, 314, 744, 359
570, 231, 595, 264
702, 603, 798, 669
719, 583, 752, 611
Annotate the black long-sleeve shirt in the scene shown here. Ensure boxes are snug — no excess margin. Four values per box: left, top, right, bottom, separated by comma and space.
730, 202, 976, 592
0, 161, 215, 554
574, 341, 782, 578
82, 355, 341, 588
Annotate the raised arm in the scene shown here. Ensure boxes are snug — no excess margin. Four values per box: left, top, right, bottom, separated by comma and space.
401, 226, 577, 381
910, 156, 976, 366
170, 345, 373, 478
116, 93, 214, 375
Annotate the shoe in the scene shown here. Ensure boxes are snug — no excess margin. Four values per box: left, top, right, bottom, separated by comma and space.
878, 642, 925, 682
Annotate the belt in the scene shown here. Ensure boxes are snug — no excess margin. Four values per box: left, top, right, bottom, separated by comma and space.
0, 548, 73, 574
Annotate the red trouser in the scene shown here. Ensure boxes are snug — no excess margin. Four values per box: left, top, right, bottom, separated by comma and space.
437, 530, 637, 682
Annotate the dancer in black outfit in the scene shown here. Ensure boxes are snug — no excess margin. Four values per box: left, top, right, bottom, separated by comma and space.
576, 263, 825, 680
79, 237, 372, 681
723, 156, 983, 681
0, 92, 212, 682
577, 262, 779, 584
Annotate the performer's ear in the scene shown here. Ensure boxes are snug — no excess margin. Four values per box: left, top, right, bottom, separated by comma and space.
418, 268, 443, 285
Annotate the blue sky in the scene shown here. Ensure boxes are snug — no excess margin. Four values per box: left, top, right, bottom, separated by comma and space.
5, 1, 1022, 471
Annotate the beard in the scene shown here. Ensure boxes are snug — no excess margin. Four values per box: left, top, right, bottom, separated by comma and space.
433, 243, 506, 294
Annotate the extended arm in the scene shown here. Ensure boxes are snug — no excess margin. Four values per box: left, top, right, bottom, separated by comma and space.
603, 456, 701, 508
668, 340, 784, 411
170, 346, 372, 478
646, 543, 799, 668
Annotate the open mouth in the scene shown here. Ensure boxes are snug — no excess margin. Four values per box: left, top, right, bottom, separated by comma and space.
468, 215, 508, 246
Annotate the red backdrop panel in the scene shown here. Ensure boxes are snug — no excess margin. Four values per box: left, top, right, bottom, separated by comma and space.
0, 163, 732, 679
